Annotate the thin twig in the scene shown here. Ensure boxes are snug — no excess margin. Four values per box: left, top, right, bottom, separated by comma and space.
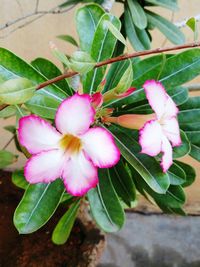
2, 136, 15, 150
1, 41, 200, 112
0, 3, 76, 39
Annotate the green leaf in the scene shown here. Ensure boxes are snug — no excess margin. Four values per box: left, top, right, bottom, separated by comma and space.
105, 49, 200, 107
0, 48, 68, 118
174, 160, 196, 187
87, 168, 125, 232
14, 179, 65, 234
167, 163, 186, 185
105, 20, 127, 46
12, 169, 29, 190
146, 10, 185, 45
70, 51, 96, 74
31, 57, 72, 95
108, 124, 170, 193
114, 59, 133, 94
83, 13, 121, 93
104, 60, 131, 92
52, 199, 80, 245
186, 17, 198, 41
0, 105, 16, 118
124, 7, 151, 51
109, 159, 136, 207
127, 0, 147, 29
145, 0, 178, 11
57, 34, 78, 47
25, 94, 58, 119
130, 162, 186, 213
76, 4, 105, 53
0, 78, 35, 105
173, 130, 190, 159
0, 150, 17, 168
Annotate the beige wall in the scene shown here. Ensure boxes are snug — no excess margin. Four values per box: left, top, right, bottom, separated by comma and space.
0, 1, 200, 205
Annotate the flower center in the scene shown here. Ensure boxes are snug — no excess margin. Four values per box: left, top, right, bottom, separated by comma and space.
59, 134, 82, 154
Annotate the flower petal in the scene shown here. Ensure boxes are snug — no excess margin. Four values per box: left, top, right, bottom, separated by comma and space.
18, 115, 61, 154
82, 127, 120, 168
162, 117, 182, 147
62, 152, 98, 196
161, 136, 173, 172
139, 120, 163, 156
55, 93, 95, 135
143, 80, 168, 119
163, 96, 179, 119
24, 149, 65, 183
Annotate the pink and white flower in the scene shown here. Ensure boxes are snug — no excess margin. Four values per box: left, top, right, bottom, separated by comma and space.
18, 93, 120, 196
139, 80, 181, 172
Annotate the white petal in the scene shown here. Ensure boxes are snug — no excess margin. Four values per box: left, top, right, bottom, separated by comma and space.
18, 115, 61, 154
82, 127, 120, 168
163, 96, 179, 119
55, 93, 95, 135
162, 117, 181, 147
62, 152, 98, 196
139, 120, 163, 156
25, 149, 65, 183
161, 136, 173, 172
143, 80, 168, 119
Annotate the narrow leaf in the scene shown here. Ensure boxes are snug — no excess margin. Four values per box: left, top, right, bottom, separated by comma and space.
127, 0, 147, 29
57, 35, 78, 47
52, 199, 80, 245
12, 169, 29, 190
14, 180, 65, 234
88, 169, 125, 232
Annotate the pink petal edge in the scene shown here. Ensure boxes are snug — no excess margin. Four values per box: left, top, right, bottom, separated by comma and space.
18, 115, 61, 154
55, 93, 95, 135
82, 127, 121, 168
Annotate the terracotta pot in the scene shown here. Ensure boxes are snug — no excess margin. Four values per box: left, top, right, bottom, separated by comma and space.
0, 171, 106, 267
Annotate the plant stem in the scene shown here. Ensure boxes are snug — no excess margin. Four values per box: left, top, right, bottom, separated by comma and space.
1, 41, 200, 112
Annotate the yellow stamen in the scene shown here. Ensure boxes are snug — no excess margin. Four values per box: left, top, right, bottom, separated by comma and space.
59, 134, 82, 154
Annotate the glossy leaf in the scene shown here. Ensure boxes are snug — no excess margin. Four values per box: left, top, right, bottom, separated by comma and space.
108, 124, 170, 194
146, 10, 185, 45
174, 160, 196, 187
105, 20, 127, 46
87, 168, 125, 232
0, 150, 17, 169
127, 0, 147, 29
0, 105, 16, 118
130, 162, 186, 213
57, 34, 78, 47
173, 130, 190, 159
0, 48, 67, 119
0, 78, 35, 105
70, 51, 96, 74
145, 0, 178, 11
52, 199, 80, 245
12, 169, 29, 190
104, 60, 131, 92
31, 57, 72, 95
186, 17, 198, 41
76, 4, 105, 53
83, 13, 121, 93
167, 163, 186, 185
105, 49, 200, 107
124, 7, 151, 51
109, 159, 136, 207
14, 179, 65, 234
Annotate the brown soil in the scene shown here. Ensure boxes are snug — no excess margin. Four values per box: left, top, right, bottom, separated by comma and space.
0, 171, 105, 267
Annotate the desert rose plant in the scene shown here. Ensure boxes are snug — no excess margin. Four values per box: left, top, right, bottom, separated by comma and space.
0, 2, 200, 245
